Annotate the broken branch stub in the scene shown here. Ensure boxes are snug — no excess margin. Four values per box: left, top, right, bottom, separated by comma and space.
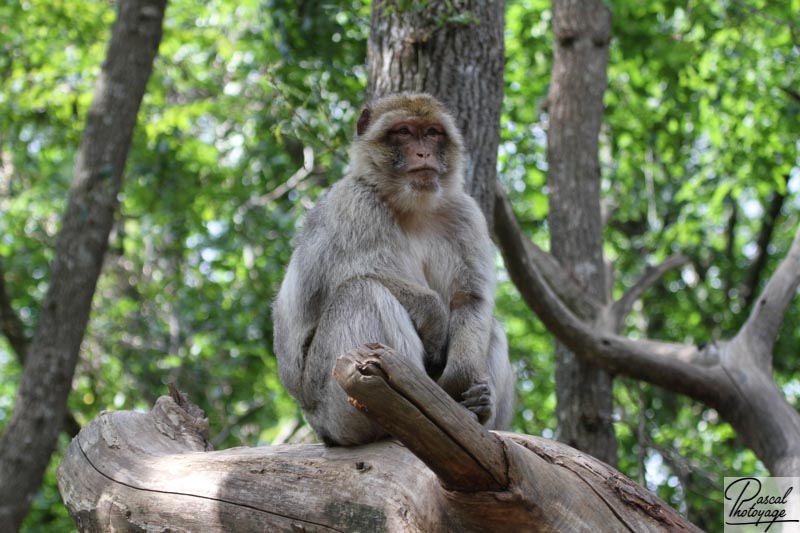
333, 343, 508, 492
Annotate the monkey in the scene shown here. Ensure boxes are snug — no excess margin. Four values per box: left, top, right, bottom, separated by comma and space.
273, 93, 514, 446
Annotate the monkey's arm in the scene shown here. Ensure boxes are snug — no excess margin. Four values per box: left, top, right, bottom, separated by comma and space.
363, 273, 449, 376
437, 289, 498, 424
439, 290, 494, 401
436, 197, 498, 423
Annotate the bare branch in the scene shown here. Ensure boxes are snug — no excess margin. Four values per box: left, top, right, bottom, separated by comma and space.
724, 197, 737, 296
610, 254, 690, 328
741, 178, 788, 309
493, 181, 602, 320
782, 86, 800, 104
333, 343, 508, 492
737, 225, 800, 366
239, 146, 315, 214
493, 181, 726, 403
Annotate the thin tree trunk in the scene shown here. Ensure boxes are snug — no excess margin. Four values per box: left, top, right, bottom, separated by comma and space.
546, 0, 617, 465
0, 1, 167, 529
366, 0, 505, 225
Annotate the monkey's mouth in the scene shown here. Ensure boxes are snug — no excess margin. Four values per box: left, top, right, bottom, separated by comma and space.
407, 167, 440, 191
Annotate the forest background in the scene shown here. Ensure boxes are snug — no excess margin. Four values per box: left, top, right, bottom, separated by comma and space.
0, 0, 798, 531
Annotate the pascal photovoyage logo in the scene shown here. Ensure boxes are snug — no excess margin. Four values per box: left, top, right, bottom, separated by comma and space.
724, 477, 800, 532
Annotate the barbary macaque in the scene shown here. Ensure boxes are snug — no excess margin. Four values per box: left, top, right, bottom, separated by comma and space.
273, 93, 514, 446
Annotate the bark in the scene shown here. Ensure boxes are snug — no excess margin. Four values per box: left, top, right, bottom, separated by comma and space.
366, 0, 505, 226
58, 344, 701, 532
546, 0, 616, 466
0, 1, 167, 529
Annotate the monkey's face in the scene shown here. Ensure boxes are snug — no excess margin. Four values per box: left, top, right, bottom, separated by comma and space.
350, 93, 465, 215
386, 119, 449, 193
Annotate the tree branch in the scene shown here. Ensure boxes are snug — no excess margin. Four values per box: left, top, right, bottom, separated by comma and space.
494, 181, 602, 320
493, 182, 727, 405
724, 197, 737, 297
781, 86, 800, 104
610, 254, 690, 329
741, 179, 788, 310
736, 225, 800, 368
238, 145, 316, 213
333, 343, 508, 492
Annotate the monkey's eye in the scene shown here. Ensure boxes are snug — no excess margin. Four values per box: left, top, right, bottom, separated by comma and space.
424, 127, 443, 137
393, 126, 413, 135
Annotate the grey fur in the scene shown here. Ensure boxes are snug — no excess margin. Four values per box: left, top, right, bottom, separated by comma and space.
273, 93, 514, 445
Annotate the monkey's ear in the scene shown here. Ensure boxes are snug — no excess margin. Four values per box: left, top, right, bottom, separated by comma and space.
356, 107, 371, 136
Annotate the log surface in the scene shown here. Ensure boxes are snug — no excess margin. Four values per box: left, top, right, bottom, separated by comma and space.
58, 345, 702, 532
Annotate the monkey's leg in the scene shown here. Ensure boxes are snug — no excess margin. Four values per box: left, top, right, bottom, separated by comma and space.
363, 273, 448, 377
459, 319, 515, 430
302, 278, 426, 446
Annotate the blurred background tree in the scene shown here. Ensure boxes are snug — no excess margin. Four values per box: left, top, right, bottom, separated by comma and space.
0, 0, 797, 531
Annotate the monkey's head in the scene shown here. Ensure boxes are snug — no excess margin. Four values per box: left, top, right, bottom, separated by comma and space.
350, 93, 465, 214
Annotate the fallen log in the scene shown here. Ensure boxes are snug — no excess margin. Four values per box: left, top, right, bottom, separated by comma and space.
58, 344, 701, 532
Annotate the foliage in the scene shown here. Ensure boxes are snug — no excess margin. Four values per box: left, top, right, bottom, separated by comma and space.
0, 0, 797, 530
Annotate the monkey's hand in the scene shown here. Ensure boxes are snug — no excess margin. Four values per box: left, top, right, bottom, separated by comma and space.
438, 352, 494, 425
459, 380, 493, 425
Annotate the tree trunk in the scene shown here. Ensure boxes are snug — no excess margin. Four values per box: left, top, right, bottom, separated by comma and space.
58, 345, 701, 532
546, 0, 617, 466
366, 0, 505, 226
0, 1, 167, 529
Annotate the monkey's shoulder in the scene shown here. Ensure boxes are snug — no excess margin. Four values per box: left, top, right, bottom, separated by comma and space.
445, 191, 486, 224
433, 193, 492, 246
295, 177, 400, 252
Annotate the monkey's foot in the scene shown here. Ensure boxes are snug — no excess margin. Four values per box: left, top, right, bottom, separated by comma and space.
460, 381, 492, 424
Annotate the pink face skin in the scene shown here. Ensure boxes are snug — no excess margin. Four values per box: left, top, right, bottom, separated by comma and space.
386, 119, 447, 190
